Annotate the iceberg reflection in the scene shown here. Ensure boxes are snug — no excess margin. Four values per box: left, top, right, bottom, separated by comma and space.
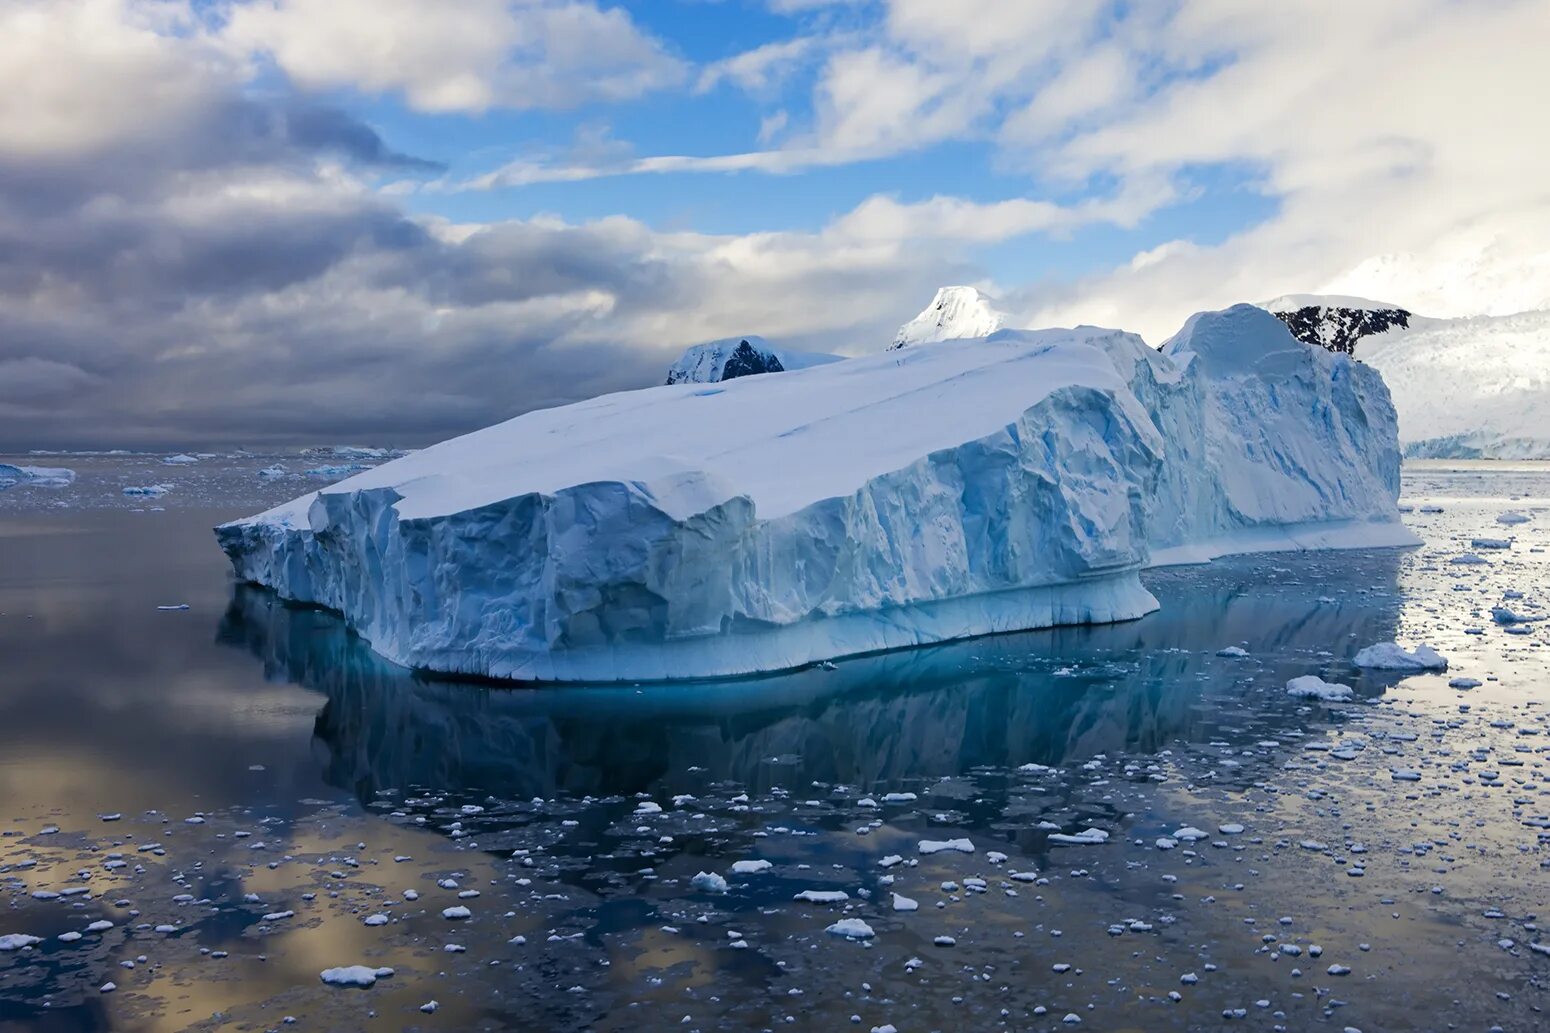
217, 549, 1404, 802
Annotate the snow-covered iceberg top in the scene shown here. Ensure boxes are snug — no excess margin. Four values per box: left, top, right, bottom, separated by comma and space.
665, 335, 841, 385
219, 304, 1416, 682
891, 286, 1005, 349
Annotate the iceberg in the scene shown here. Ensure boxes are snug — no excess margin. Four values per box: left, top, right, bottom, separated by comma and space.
665, 335, 841, 385
218, 304, 1416, 683
0, 464, 76, 488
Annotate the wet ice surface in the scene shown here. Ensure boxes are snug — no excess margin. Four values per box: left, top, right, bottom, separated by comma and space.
0, 457, 1546, 1032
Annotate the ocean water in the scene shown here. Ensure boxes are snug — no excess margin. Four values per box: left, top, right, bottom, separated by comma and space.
0, 454, 1546, 1031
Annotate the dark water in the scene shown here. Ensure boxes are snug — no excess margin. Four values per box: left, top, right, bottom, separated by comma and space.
1, 457, 1547, 1032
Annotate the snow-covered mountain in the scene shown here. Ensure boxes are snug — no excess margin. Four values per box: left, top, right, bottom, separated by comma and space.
219, 305, 1411, 683
1261, 295, 1412, 355
1259, 295, 1550, 458
664, 336, 841, 385
891, 286, 1005, 349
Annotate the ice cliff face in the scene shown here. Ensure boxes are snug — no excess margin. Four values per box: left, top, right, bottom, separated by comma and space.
665, 336, 841, 385
219, 304, 1415, 682
891, 286, 1005, 350
1259, 295, 1550, 458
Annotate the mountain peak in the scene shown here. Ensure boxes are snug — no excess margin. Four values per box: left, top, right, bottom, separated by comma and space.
891, 286, 1005, 350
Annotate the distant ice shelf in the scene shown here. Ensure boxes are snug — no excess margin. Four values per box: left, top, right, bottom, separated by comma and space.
219, 304, 1417, 683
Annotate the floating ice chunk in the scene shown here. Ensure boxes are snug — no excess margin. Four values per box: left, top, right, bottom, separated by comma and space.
918, 838, 975, 855
1172, 827, 1208, 842
825, 918, 876, 940
1448, 677, 1482, 689
1352, 642, 1448, 671
1471, 537, 1512, 550
1286, 676, 1354, 701
0, 935, 41, 951
1492, 606, 1542, 624
1390, 769, 1422, 782
882, 792, 918, 803
441, 906, 471, 920
892, 893, 919, 912
157, 604, 190, 611
123, 484, 172, 497
163, 454, 199, 465
794, 890, 850, 904
363, 914, 389, 926
1497, 511, 1530, 524
258, 465, 288, 479
1219, 823, 1245, 835
1216, 646, 1249, 657
320, 965, 390, 988
730, 859, 772, 875
690, 872, 728, 894
1449, 553, 1488, 565
1048, 828, 1109, 846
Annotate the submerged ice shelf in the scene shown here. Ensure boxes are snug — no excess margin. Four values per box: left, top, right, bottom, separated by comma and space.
218, 305, 1417, 682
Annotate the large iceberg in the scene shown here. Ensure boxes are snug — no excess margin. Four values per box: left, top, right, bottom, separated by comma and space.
218, 304, 1416, 682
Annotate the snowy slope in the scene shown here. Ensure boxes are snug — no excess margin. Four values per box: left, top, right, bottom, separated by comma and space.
665, 336, 841, 385
1258, 295, 1550, 457
891, 286, 1004, 349
220, 305, 1413, 682
1359, 309, 1550, 458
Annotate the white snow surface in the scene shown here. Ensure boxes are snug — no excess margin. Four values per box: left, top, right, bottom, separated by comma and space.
1260, 294, 1403, 312
1356, 308, 1550, 458
891, 286, 1005, 349
219, 304, 1415, 682
664, 335, 841, 385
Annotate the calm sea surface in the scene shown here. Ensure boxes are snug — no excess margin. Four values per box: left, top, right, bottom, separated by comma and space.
1, 455, 1546, 1031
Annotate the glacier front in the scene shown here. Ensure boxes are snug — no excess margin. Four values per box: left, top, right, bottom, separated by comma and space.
218, 304, 1416, 682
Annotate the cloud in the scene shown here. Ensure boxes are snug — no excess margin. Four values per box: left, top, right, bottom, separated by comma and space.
220, 0, 687, 113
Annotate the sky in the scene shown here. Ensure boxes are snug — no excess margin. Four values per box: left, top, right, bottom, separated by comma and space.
3, 0, 1548, 449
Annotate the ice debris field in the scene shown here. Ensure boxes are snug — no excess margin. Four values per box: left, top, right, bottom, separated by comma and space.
219, 304, 1416, 682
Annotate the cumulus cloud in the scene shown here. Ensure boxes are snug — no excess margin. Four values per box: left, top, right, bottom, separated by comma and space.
220, 0, 687, 112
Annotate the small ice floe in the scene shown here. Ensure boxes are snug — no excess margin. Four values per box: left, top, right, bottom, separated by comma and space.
1497, 511, 1530, 524
634, 801, 662, 814
1172, 827, 1208, 842
1471, 537, 1512, 549
730, 859, 772, 875
262, 910, 294, 921
917, 838, 974, 855
1492, 606, 1542, 624
0, 935, 41, 951
441, 906, 471, 920
1352, 642, 1448, 671
420, 1001, 439, 1014
1449, 552, 1487, 565
825, 918, 875, 940
1219, 823, 1245, 835
162, 454, 199, 465
122, 484, 172, 497
882, 792, 918, 803
1390, 769, 1422, 782
690, 871, 728, 894
257, 465, 287, 479
1286, 676, 1354, 701
1048, 828, 1109, 846
892, 893, 919, 912
793, 890, 850, 904
156, 604, 190, 611
1216, 646, 1249, 658
362, 914, 390, 926
1448, 677, 1482, 689
878, 855, 904, 868
320, 965, 392, 988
